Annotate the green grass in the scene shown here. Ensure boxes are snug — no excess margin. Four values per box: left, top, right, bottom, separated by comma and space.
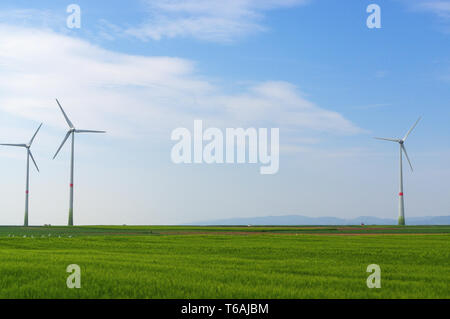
0, 226, 449, 299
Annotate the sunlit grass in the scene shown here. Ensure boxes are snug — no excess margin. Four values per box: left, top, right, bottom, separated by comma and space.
0, 226, 448, 298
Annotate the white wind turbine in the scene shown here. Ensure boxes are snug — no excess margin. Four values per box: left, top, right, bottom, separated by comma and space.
53, 99, 105, 226
0, 123, 42, 226
375, 117, 421, 225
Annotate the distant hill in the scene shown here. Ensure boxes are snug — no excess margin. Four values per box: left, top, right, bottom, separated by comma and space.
187, 215, 450, 226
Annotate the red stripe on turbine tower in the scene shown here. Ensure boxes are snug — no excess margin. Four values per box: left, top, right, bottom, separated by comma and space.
374, 117, 420, 226
53, 99, 106, 226
26, 190, 29, 194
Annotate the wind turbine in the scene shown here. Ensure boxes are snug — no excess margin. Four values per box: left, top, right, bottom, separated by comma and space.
0, 123, 42, 226
53, 99, 105, 226
375, 117, 421, 225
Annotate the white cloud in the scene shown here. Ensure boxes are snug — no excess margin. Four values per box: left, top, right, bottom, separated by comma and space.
209, 82, 360, 134
401, 0, 450, 33
0, 25, 361, 144
0, 8, 64, 29
124, 0, 310, 42
416, 1, 450, 19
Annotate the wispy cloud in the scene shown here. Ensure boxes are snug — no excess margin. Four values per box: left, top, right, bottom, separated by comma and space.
0, 8, 64, 29
416, 1, 450, 19
401, 0, 450, 33
0, 24, 361, 146
351, 103, 392, 110
122, 0, 310, 42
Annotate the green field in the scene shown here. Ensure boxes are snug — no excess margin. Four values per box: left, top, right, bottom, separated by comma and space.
0, 225, 449, 299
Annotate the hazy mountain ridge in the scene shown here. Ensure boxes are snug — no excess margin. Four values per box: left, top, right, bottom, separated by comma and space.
188, 215, 450, 225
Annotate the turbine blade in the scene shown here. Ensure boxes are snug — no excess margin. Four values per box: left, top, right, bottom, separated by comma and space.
403, 117, 421, 141
401, 145, 413, 172
29, 150, 39, 172
29, 123, 43, 146
75, 129, 106, 133
53, 131, 71, 159
0, 143, 27, 147
374, 137, 400, 142
56, 99, 74, 129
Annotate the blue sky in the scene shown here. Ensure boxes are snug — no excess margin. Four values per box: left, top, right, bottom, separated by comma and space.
0, 0, 449, 225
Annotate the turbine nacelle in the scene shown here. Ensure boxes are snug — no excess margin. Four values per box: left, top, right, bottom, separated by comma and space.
0, 123, 42, 172
374, 117, 421, 172
53, 99, 106, 160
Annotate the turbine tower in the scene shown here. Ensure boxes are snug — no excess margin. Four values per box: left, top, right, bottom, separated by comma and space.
53, 99, 105, 226
0, 123, 42, 226
375, 117, 421, 225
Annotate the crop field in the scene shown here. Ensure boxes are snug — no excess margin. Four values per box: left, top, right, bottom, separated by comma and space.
0, 225, 449, 299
